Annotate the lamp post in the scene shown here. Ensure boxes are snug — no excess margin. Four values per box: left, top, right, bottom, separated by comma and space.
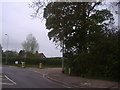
61, 30, 64, 73
5, 34, 9, 64
62, 40, 64, 73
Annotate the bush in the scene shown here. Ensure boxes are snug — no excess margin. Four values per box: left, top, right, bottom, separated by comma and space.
25, 57, 62, 66
64, 52, 119, 81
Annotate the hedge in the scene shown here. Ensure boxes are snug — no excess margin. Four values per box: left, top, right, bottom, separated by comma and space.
2, 56, 62, 66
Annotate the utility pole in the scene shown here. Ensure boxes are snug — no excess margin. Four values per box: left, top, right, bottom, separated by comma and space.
62, 40, 64, 73
61, 30, 64, 73
5, 34, 9, 64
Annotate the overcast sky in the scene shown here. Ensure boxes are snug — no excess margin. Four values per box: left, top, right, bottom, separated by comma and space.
1, 2, 62, 57
0, 1, 119, 57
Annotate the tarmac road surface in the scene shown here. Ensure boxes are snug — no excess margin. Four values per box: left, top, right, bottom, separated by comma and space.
2, 66, 68, 88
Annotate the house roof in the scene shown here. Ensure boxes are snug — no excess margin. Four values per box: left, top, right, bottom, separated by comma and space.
39, 53, 46, 58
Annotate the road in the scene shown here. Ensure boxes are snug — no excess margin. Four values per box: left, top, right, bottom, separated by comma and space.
2, 66, 68, 88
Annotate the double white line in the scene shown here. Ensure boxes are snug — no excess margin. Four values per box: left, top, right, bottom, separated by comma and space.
1, 75, 16, 85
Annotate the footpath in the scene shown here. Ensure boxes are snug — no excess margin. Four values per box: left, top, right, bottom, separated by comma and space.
27, 68, 119, 89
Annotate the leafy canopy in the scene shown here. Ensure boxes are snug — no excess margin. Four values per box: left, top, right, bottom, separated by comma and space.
43, 2, 114, 54
22, 34, 39, 54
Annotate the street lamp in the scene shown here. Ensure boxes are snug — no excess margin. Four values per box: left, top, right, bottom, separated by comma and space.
5, 34, 9, 64
62, 40, 64, 73
61, 30, 64, 73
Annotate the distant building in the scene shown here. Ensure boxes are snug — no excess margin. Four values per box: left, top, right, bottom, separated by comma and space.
39, 53, 46, 58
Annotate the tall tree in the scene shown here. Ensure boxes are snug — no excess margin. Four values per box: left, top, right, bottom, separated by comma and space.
43, 2, 118, 77
22, 34, 39, 53
43, 2, 114, 54
31, 1, 119, 80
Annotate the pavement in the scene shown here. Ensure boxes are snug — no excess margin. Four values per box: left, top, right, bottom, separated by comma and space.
27, 67, 120, 89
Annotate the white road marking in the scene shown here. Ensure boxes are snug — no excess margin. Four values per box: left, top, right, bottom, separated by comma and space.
0, 75, 14, 85
4, 75, 16, 85
0, 83, 14, 85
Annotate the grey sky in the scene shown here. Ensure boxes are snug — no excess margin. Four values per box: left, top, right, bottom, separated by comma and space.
1, 2, 62, 57
0, 3, 2, 45
0, 1, 119, 57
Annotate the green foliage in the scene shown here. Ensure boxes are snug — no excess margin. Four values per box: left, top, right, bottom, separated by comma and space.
3, 55, 62, 67
22, 34, 39, 53
25, 57, 62, 66
18, 50, 25, 56
43, 2, 119, 81
2, 50, 62, 66
64, 32, 119, 81
2, 50, 18, 64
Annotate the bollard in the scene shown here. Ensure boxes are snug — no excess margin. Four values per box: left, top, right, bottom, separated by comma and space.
39, 63, 42, 69
23, 62, 25, 68
68, 68, 71, 75
21, 62, 24, 68
21, 62, 25, 68
62, 68, 64, 73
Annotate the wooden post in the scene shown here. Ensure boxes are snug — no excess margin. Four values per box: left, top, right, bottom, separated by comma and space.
69, 68, 71, 75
